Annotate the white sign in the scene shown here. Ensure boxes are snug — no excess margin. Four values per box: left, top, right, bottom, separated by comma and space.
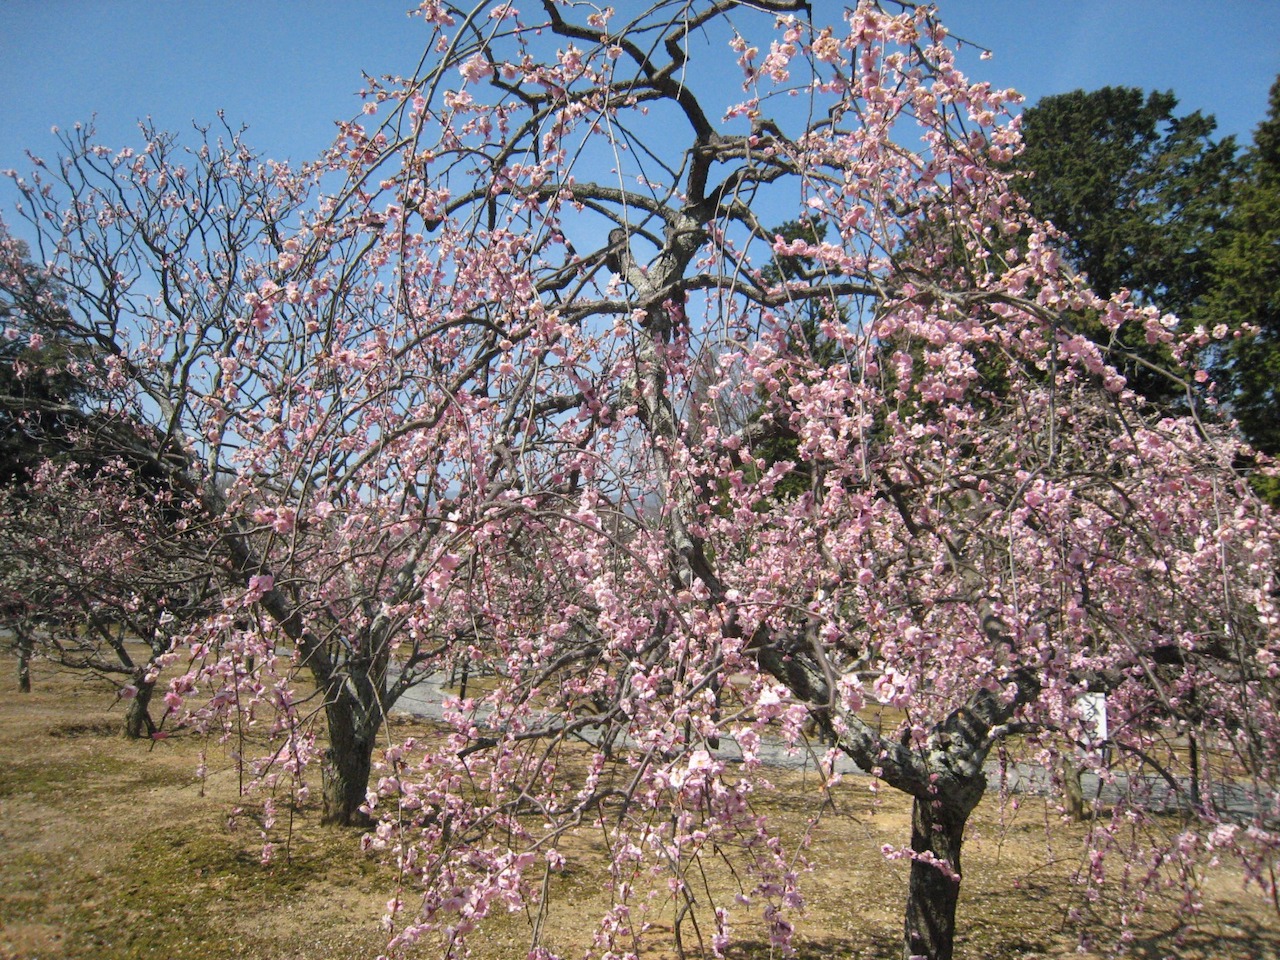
1077, 692, 1108, 743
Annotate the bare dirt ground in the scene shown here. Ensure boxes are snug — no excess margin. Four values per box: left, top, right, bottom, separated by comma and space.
0, 657, 1276, 960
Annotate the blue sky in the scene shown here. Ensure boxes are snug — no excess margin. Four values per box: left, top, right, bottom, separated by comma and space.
1, 1, 1277, 208
941, 1, 1280, 141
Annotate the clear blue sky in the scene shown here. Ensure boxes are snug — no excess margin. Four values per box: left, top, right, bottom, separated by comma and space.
1, 1, 1277, 210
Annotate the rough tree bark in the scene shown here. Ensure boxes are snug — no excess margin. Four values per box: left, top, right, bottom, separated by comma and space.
123, 673, 157, 739
903, 792, 979, 960
321, 695, 378, 827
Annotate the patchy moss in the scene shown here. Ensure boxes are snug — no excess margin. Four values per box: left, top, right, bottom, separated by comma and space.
51, 816, 387, 960
47, 717, 122, 738
0, 751, 191, 805
0, 756, 120, 800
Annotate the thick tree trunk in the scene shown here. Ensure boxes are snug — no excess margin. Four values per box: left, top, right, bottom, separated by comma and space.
1062, 756, 1086, 821
123, 677, 157, 739
902, 796, 970, 960
321, 696, 376, 827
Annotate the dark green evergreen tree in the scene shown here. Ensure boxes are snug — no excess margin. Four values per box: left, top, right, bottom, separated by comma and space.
1013, 87, 1238, 405
1016, 87, 1236, 315
0, 234, 96, 487
1203, 76, 1280, 466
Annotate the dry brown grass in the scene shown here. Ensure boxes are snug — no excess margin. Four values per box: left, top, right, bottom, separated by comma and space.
0, 656, 1276, 960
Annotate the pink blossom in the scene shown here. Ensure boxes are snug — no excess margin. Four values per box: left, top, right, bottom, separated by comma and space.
458, 54, 493, 84
246, 574, 274, 600
812, 34, 842, 63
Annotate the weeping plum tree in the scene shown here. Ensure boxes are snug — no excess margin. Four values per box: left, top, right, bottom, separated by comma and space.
3, 2, 1279, 958
333, 5, 1279, 957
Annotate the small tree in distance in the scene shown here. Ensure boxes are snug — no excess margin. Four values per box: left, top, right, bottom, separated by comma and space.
0, 456, 216, 735
1, 229, 209, 712
2, 3, 1278, 959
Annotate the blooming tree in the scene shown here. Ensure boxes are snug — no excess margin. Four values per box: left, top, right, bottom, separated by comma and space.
0, 121, 414, 819
0, 447, 223, 735
3, 3, 1279, 959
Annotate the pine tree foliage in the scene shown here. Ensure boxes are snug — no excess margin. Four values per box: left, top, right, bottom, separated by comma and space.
1016, 87, 1236, 315
1204, 76, 1280, 461
1013, 87, 1238, 405
0, 233, 97, 487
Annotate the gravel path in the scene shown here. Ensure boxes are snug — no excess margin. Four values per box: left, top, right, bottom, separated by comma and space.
390, 672, 1258, 816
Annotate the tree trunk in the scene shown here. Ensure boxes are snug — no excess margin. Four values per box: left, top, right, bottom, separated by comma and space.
123, 677, 157, 739
456, 654, 470, 700
1062, 755, 1086, 821
16, 622, 33, 693
321, 696, 376, 827
1187, 732, 1202, 813
902, 795, 970, 960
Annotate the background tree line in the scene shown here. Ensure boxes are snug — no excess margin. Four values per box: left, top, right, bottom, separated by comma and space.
1012, 78, 1280, 494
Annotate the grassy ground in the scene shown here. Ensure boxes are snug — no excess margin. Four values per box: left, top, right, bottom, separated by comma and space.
0, 657, 1276, 960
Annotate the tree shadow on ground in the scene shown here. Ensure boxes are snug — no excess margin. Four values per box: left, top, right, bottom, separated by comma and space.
1120, 914, 1280, 960
727, 932, 900, 959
